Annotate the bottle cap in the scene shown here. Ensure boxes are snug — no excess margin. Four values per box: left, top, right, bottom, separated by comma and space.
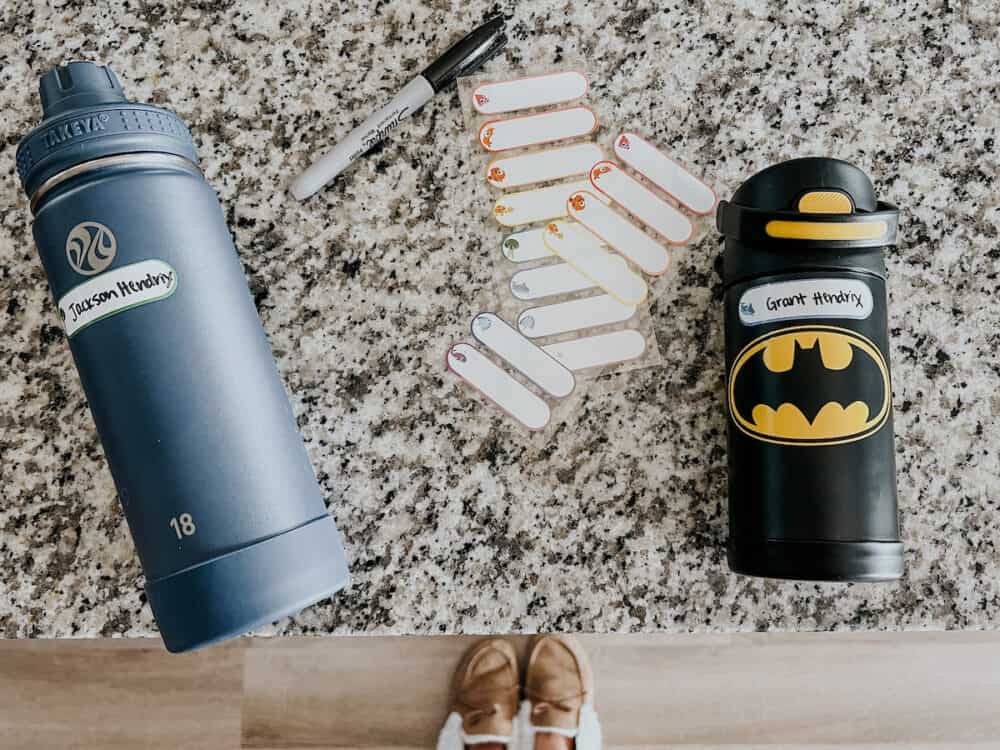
39, 61, 127, 119
731, 157, 877, 213
717, 157, 899, 285
16, 61, 199, 205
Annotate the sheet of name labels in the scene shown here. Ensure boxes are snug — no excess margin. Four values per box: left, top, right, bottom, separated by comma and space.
449, 68, 716, 432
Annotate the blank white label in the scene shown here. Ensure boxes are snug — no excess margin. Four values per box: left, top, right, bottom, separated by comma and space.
566, 190, 670, 275
517, 294, 637, 338
614, 132, 717, 215
494, 179, 607, 227
471, 313, 575, 398
472, 70, 589, 114
510, 262, 597, 300
479, 106, 597, 152
543, 329, 647, 371
486, 143, 605, 189
543, 220, 647, 305
446, 343, 551, 431
589, 161, 693, 243
501, 228, 552, 262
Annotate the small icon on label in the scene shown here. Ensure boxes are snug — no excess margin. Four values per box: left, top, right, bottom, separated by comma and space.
66, 221, 116, 276
740, 301, 755, 316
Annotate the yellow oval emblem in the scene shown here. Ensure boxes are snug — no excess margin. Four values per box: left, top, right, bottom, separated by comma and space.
728, 325, 890, 446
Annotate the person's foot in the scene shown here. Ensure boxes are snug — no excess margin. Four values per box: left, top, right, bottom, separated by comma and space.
437, 639, 520, 750
521, 635, 600, 750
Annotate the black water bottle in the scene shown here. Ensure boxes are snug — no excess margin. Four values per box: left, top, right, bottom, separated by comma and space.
716, 158, 903, 581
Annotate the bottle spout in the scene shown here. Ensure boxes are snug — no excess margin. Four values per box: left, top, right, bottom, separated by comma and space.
39, 61, 127, 119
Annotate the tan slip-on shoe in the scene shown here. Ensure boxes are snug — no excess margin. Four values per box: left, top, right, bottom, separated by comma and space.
437, 638, 521, 750
518, 635, 602, 750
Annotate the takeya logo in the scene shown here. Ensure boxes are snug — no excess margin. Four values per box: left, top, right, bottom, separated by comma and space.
569, 193, 586, 211
43, 113, 111, 149
488, 166, 506, 183
618, 134, 630, 150
475, 93, 490, 106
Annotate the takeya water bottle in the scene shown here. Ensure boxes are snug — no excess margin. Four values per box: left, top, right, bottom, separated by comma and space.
15, 61, 350, 651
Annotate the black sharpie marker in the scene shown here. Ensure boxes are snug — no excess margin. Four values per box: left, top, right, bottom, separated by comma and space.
290, 16, 507, 200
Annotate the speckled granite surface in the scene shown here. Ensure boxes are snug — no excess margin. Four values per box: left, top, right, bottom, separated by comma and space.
1, 2, 998, 640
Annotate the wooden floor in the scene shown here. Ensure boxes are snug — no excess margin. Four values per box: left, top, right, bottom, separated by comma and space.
1, 632, 999, 749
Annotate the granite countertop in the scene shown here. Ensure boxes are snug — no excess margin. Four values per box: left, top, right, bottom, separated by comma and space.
1, 2, 998, 640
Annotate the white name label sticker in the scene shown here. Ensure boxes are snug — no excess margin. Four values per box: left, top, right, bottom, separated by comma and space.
472, 313, 575, 398
566, 190, 670, 275
486, 142, 605, 189
58, 259, 178, 337
517, 294, 636, 338
543, 329, 646, 371
543, 220, 647, 305
502, 228, 554, 263
472, 71, 589, 114
510, 262, 597, 300
494, 179, 608, 227
479, 106, 597, 152
738, 278, 874, 326
613, 132, 717, 215
446, 343, 551, 431
589, 161, 693, 244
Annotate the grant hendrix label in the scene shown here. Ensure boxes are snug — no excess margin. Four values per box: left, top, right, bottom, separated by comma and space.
738, 277, 874, 326
58, 259, 177, 336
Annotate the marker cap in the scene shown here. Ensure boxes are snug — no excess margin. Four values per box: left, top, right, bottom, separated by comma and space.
422, 16, 507, 92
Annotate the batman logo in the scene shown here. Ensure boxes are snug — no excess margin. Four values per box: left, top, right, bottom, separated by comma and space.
728, 325, 890, 446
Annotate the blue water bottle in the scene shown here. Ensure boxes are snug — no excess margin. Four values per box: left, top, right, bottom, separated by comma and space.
15, 62, 350, 652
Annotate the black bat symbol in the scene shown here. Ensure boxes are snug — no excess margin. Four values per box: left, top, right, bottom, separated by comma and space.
733, 336, 884, 426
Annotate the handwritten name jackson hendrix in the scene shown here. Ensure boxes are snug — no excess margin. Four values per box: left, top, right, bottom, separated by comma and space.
66, 269, 175, 323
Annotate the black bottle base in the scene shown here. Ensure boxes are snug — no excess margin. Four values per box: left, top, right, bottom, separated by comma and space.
729, 538, 904, 582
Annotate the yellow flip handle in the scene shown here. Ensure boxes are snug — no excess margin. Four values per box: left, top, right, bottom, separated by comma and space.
765, 220, 888, 241
797, 190, 853, 214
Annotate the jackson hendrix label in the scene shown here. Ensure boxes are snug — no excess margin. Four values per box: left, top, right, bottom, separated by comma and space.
58, 259, 177, 337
